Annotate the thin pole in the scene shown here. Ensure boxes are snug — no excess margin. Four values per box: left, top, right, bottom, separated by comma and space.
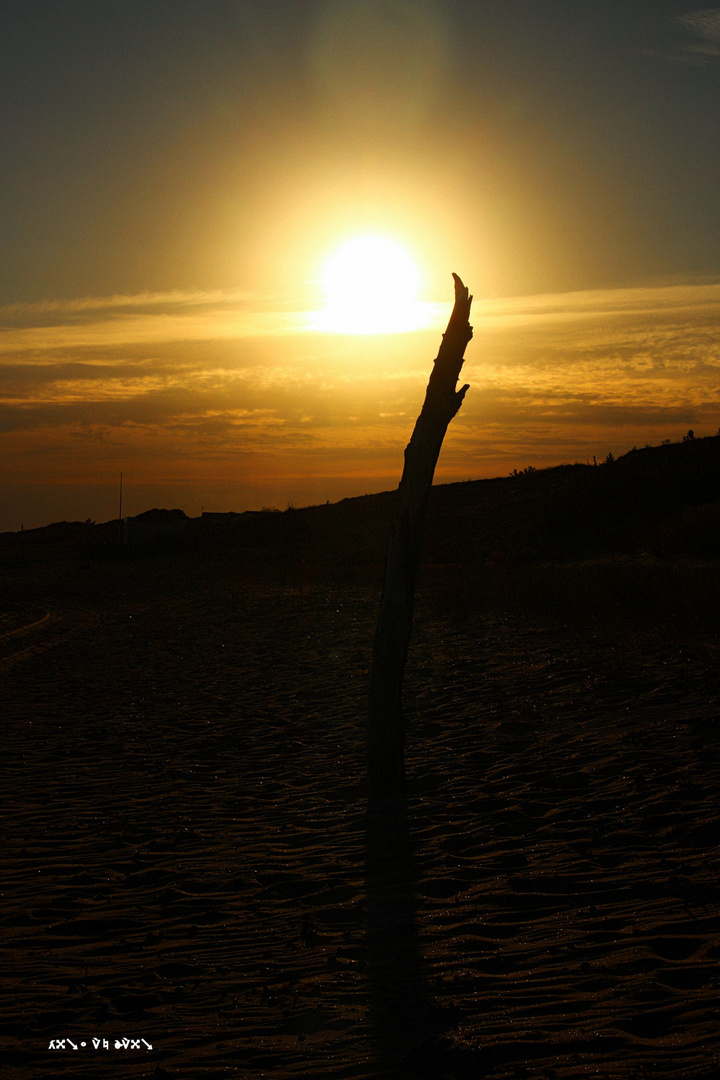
118, 472, 123, 542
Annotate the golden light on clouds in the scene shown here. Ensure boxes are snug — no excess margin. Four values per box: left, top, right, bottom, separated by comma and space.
2, 281, 719, 529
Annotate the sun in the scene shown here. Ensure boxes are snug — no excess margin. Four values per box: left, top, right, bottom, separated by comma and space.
311, 235, 430, 334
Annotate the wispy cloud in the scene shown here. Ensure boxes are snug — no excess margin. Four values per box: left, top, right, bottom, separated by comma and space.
2, 281, 720, 527
668, 8, 720, 65
0, 287, 449, 353
0, 289, 313, 354
0, 289, 254, 318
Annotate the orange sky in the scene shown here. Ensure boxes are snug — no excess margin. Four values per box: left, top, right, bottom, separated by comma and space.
2, 2, 720, 531
3, 280, 719, 531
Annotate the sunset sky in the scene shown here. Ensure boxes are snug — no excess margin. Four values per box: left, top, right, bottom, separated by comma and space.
2, 0, 720, 532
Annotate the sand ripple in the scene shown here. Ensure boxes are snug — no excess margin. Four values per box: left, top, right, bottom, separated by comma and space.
2, 569, 719, 1078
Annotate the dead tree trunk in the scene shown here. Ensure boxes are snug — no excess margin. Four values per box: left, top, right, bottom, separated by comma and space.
367, 273, 473, 801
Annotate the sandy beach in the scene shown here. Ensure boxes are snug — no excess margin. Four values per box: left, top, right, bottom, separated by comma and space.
2, 549, 719, 1078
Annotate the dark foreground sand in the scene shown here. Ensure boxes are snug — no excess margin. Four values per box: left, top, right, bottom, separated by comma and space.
1, 553, 719, 1079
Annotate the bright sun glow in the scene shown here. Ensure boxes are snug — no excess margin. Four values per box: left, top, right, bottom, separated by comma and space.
310, 235, 431, 334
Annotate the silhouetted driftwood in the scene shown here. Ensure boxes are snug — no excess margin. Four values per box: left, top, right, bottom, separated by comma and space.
367, 273, 473, 800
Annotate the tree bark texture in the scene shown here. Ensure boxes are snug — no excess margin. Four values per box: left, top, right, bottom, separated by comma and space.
367, 274, 473, 800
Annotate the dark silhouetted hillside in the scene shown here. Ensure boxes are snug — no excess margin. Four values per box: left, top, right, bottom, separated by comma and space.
3, 434, 719, 571
424, 434, 720, 565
